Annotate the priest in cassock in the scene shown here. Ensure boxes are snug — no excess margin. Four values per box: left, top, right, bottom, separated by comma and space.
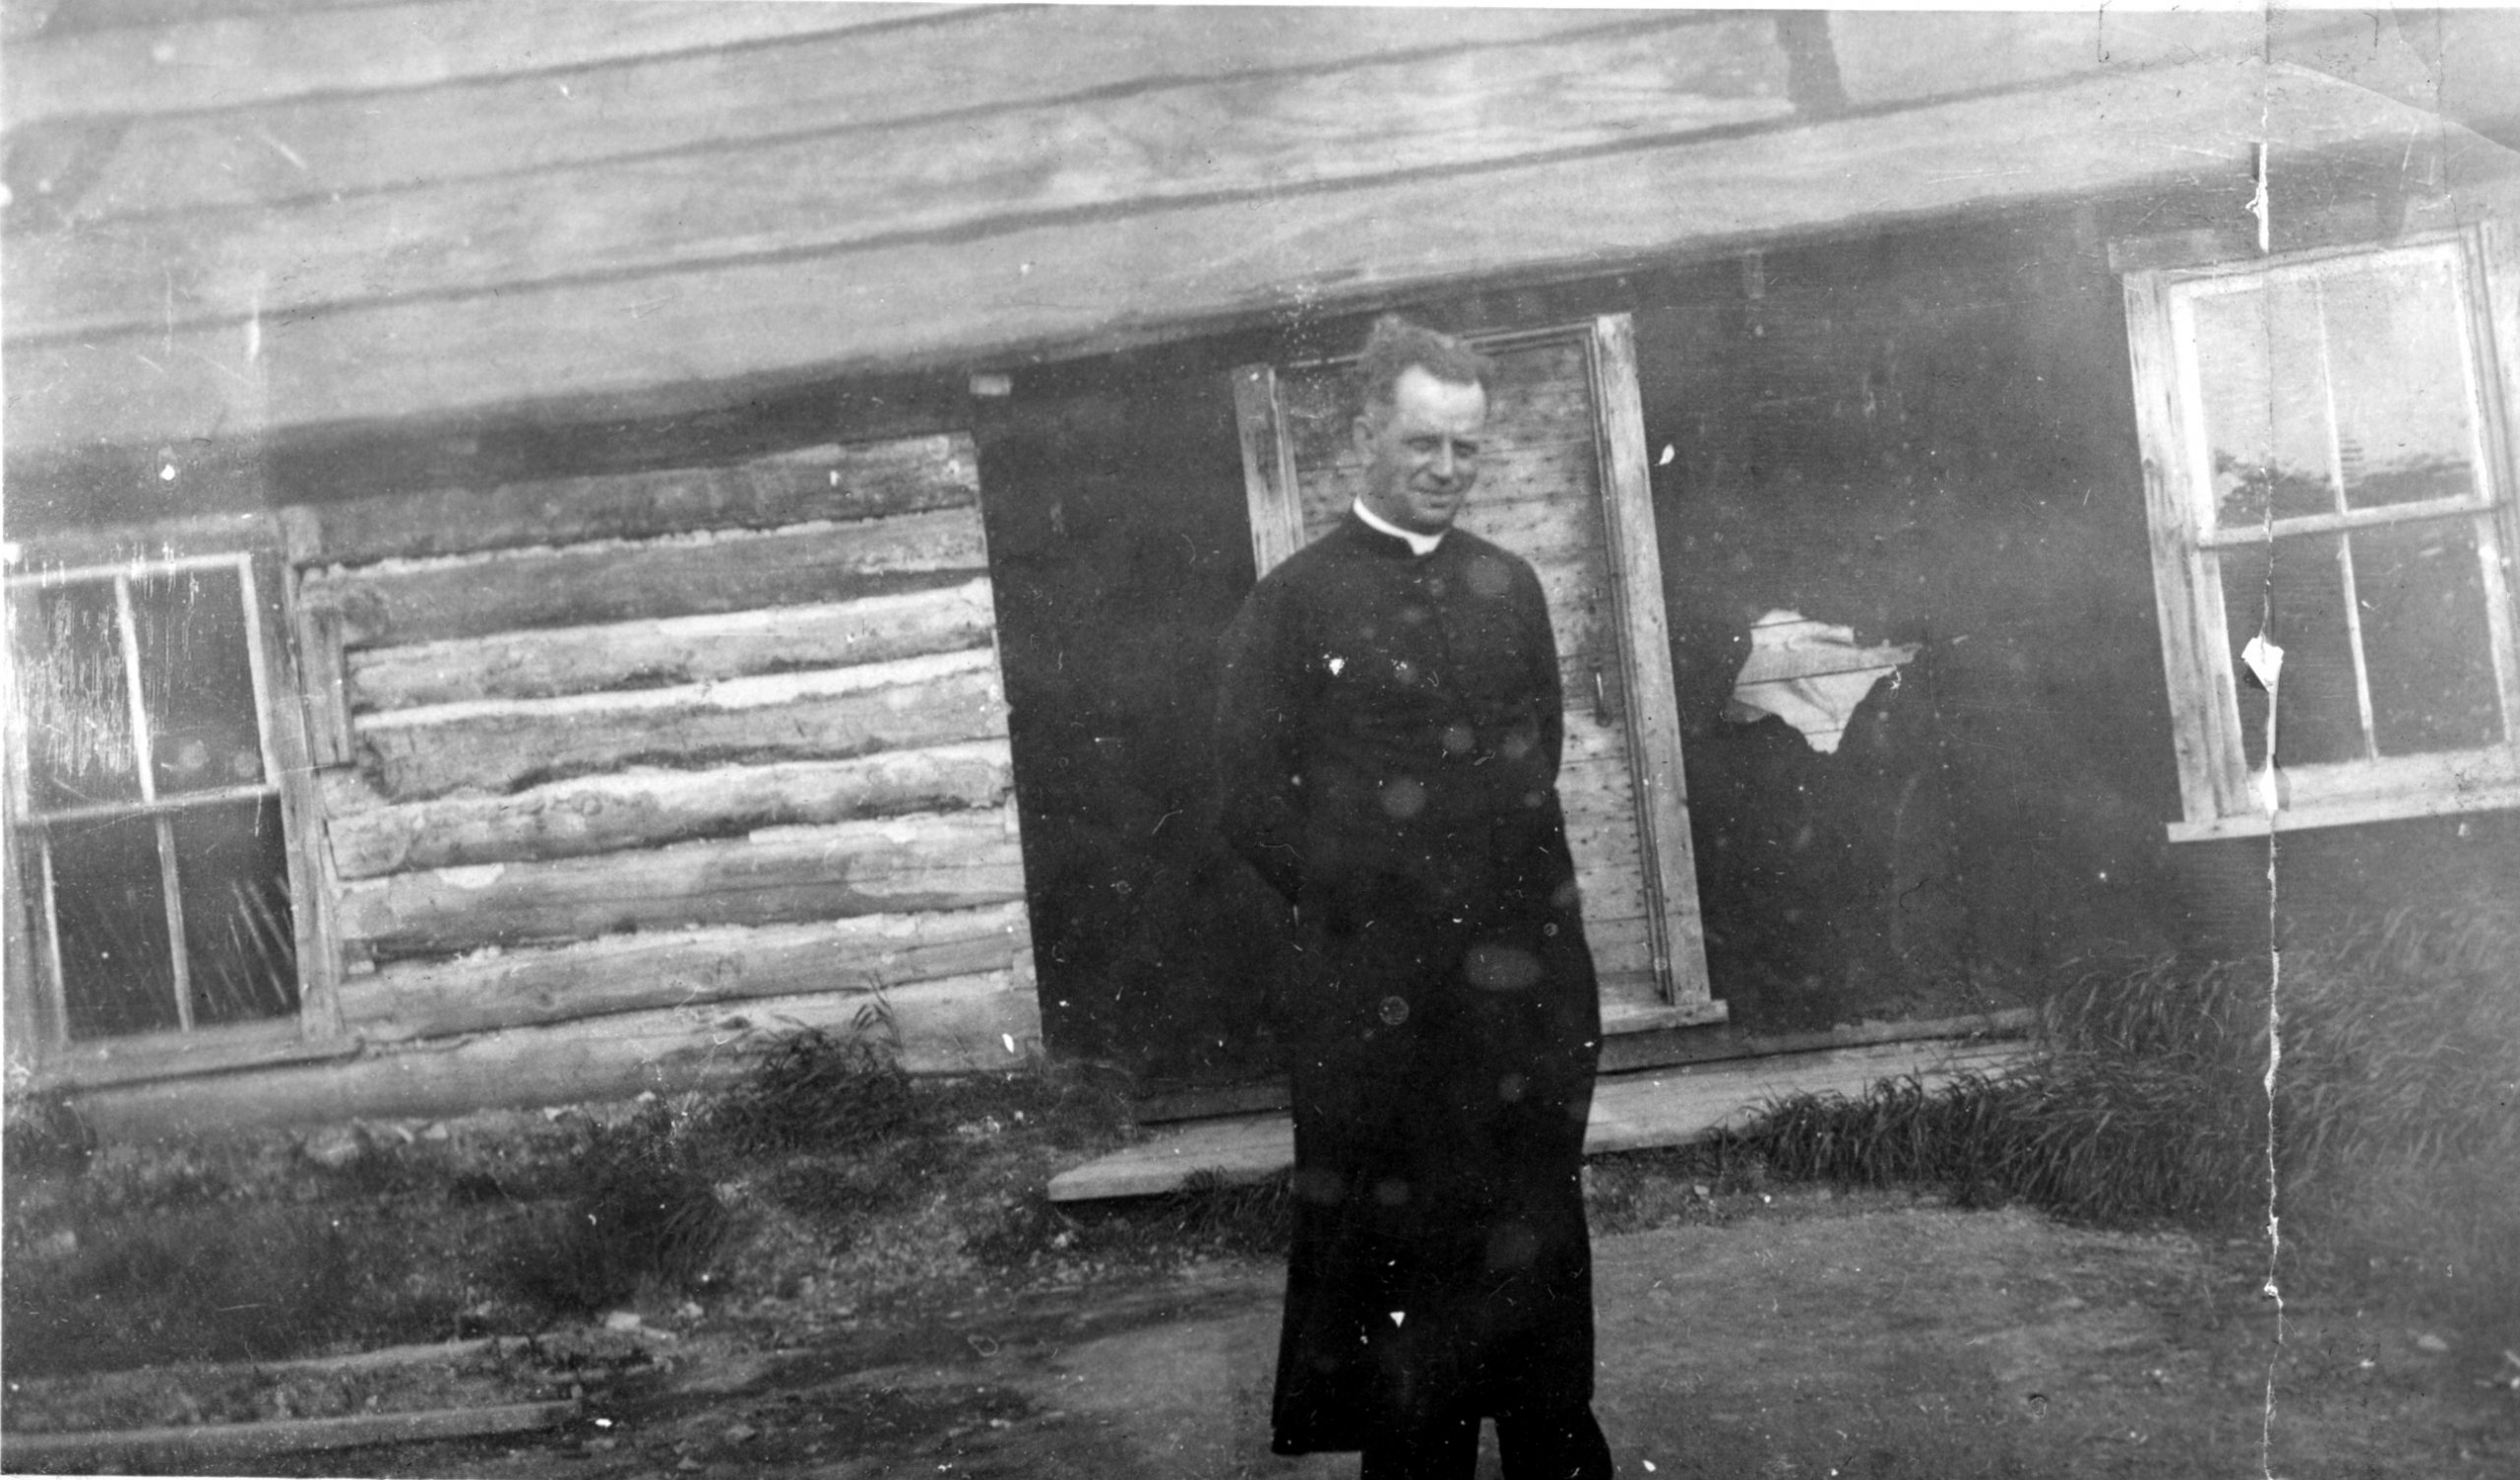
1214, 315, 1614, 1480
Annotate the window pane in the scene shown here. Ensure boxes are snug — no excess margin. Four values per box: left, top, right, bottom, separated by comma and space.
2191, 278, 2337, 527
132, 566, 266, 796
45, 815, 181, 1039
10, 580, 143, 810
2320, 258, 2478, 511
174, 799, 300, 1027
2219, 536, 2365, 767
2357, 521, 2503, 754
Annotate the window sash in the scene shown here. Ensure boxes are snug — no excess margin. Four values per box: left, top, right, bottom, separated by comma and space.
7, 552, 301, 1044
2200, 510, 2517, 767
2128, 228, 2520, 838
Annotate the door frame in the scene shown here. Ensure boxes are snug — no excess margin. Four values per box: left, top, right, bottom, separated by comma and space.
1230, 313, 1723, 1028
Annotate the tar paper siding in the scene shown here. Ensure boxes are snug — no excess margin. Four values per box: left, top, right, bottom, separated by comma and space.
970, 184, 2518, 1077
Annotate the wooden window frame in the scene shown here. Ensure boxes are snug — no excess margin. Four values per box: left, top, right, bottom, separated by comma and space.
1232, 313, 1722, 1026
5, 545, 347, 1088
2120, 226, 2520, 843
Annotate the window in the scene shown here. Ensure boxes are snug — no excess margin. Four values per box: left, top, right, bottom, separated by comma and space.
2122, 231, 2520, 840
6, 551, 334, 1069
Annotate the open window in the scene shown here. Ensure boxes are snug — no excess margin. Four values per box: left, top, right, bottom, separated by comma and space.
6, 549, 341, 1082
2121, 230, 2520, 841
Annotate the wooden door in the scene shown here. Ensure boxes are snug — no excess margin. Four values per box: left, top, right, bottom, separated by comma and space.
1231, 315, 1722, 1031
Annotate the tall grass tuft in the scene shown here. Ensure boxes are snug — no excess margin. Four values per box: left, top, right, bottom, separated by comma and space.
1720, 899, 2518, 1319
495, 1100, 734, 1316
699, 1023, 912, 1156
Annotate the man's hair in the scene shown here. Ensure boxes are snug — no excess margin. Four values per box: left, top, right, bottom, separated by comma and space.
1353, 314, 1493, 418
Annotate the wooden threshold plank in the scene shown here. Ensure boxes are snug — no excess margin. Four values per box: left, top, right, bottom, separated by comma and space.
1049, 1037, 2032, 1202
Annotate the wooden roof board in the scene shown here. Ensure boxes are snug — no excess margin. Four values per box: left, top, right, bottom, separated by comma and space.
6, 15, 1791, 342
4, 60, 2502, 461
50, 8, 1691, 221
0, 0, 943, 127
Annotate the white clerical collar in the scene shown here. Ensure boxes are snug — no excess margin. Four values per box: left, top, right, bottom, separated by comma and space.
1351, 499, 1445, 555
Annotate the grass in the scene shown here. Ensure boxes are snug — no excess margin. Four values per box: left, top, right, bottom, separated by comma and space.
1, 1033, 1299, 1384
1691, 899, 2520, 1331
6, 897, 2510, 1385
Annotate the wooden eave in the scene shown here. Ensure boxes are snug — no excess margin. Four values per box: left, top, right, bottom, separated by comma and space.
3, 49, 2509, 471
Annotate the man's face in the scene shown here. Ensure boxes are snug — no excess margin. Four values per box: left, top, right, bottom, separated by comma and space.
1354, 365, 1486, 536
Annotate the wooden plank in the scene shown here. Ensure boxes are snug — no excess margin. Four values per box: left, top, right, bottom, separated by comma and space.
29, 1021, 360, 1092
327, 740, 1014, 878
292, 435, 978, 568
9, 18, 1793, 340
1561, 762, 1641, 840
250, 550, 344, 1036
1584, 1041, 2028, 1155
68, 971, 1044, 1138
347, 579, 996, 711
1581, 918, 1658, 980
0, 1, 939, 127
337, 808, 1027, 959
1232, 364, 1304, 578
69, 9, 1666, 219
1133, 1010, 2039, 1122
28, 0, 418, 37
294, 602, 354, 766
1, 509, 282, 570
22, 62, 2421, 456
2164, 778, 2520, 842
2118, 272, 2230, 827
1050, 1112, 1295, 1202
2, 806, 46, 1054
340, 901, 1031, 1041
1598, 1009, 2033, 1076
0, 1399, 580, 1468
356, 650, 1007, 802
2475, 221, 2520, 753
1593, 313, 1716, 1009
301, 507, 986, 650
1049, 1037, 2035, 1201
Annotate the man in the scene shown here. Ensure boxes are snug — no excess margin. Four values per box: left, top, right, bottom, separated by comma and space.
1214, 316, 1613, 1480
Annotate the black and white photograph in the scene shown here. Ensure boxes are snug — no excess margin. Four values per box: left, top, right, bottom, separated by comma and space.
2, 3, 2516, 1476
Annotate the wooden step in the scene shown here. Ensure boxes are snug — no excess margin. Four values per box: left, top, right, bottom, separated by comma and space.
1048, 1037, 2031, 1203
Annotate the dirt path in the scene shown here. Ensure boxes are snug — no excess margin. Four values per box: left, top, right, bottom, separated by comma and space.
58, 1198, 2520, 1479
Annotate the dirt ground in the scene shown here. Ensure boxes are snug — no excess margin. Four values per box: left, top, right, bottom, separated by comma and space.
25, 1190, 2508, 1480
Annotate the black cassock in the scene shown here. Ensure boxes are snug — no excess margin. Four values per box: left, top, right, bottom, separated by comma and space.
1214, 513, 1602, 1454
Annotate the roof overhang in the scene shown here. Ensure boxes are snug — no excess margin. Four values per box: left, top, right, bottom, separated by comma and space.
6, 58, 2514, 468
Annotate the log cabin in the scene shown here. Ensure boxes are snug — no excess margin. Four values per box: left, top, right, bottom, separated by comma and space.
5, 4, 2517, 1136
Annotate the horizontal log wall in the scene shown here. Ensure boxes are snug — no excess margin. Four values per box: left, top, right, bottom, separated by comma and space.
298, 431, 1039, 1090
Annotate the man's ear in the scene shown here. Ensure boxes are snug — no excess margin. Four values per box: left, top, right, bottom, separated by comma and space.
1352, 409, 1380, 461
